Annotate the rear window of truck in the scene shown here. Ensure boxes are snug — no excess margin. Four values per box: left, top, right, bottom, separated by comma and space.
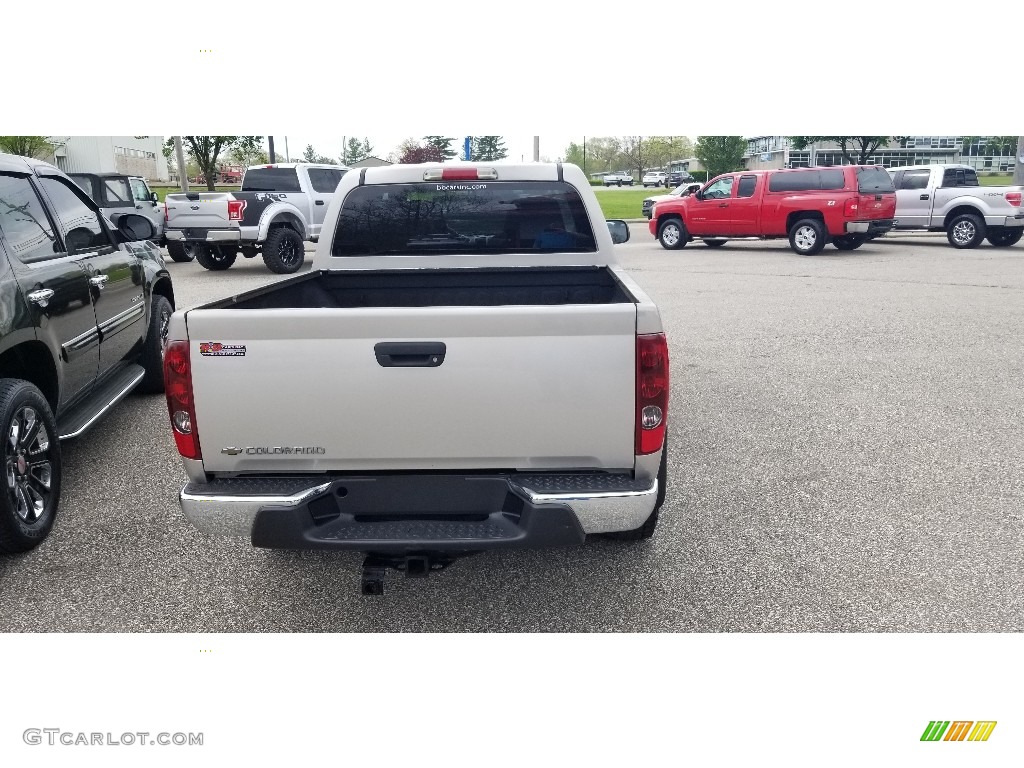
331, 181, 597, 257
768, 169, 846, 192
241, 168, 302, 192
941, 168, 979, 188
856, 167, 896, 193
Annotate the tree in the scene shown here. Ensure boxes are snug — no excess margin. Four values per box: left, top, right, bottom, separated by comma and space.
959, 135, 1018, 156
422, 136, 457, 160
228, 136, 267, 167
620, 136, 654, 179
398, 143, 446, 164
564, 141, 585, 169
302, 143, 336, 165
694, 136, 747, 177
0, 136, 56, 159
164, 136, 262, 190
787, 136, 902, 165
645, 136, 694, 169
343, 137, 374, 164
469, 136, 508, 162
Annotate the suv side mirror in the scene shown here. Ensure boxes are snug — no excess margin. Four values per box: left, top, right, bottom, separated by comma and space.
116, 213, 156, 242
606, 219, 630, 244
150, 191, 159, 203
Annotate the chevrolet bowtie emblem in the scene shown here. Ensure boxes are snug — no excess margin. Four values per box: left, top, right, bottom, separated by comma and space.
221, 447, 243, 455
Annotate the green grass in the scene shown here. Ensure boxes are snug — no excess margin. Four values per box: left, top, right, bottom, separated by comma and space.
151, 185, 240, 202
979, 174, 1013, 186
593, 187, 663, 219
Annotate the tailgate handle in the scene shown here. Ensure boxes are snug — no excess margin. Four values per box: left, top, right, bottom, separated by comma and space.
374, 342, 446, 367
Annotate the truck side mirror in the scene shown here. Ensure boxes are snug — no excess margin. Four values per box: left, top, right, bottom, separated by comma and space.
116, 213, 156, 242
694, 189, 704, 200
606, 220, 630, 244
151, 191, 159, 203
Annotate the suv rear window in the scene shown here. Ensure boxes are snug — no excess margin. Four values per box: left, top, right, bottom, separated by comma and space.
332, 181, 597, 257
241, 168, 302, 192
856, 167, 896, 193
768, 169, 847, 192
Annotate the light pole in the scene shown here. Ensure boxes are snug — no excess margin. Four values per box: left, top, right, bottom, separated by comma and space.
174, 136, 189, 192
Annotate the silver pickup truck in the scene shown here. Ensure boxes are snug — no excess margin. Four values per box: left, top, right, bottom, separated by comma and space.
164, 162, 349, 273
888, 164, 1023, 248
162, 162, 669, 593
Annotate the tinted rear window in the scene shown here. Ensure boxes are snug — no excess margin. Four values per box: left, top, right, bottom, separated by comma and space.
941, 168, 979, 188
307, 168, 347, 193
768, 169, 847, 192
856, 167, 896, 193
102, 178, 134, 206
332, 181, 596, 257
241, 168, 301, 192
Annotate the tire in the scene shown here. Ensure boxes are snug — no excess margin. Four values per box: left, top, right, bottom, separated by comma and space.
946, 213, 986, 249
195, 244, 237, 271
788, 218, 827, 255
261, 228, 306, 274
616, 181, 622, 187
658, 218, 687, 250
603, 441, 667, 541
985, 228, 1023, 247
166, 241, 195, 263
702, 239, 727, 247
832, 234, 867, 251
0, 380, 61, 554
137, 295, 172, 394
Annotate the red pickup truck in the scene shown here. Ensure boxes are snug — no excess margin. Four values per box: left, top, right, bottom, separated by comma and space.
649, 165, 896, 255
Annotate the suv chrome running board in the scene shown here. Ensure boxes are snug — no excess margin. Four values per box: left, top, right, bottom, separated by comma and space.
57, 364, 145, 440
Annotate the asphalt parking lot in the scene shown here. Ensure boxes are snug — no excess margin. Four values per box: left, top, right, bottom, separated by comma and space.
1, 231, 1022, 631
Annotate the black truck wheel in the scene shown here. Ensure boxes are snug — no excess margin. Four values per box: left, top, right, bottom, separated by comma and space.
986, 228, 1023, 247
832, 234, 867, 251
137, 295, 173, 394
789, 218, 827, 255
262, 228, 306, 274
946, 213, 986, 249
195, 244, 237, 271
166, 241, 196, 263
658, 218, 687, 250
0, 380, 61, 554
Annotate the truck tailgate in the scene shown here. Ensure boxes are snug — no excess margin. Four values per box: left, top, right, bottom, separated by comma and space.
165, 192, 235, 230
186, 304, 638, 473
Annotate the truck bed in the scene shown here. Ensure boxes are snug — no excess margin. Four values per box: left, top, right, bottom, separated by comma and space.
184, 266, 640, 474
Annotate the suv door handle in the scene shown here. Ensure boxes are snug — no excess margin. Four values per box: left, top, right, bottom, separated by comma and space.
89, 275, 109, 288
919, 194, 930, 200
315, 200, 325, 206
719, 203, 729, 208
27, 289, 55, 307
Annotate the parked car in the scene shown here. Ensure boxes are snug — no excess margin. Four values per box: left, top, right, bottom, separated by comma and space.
886, 164, 1023, 248
163, 162, 668, 594
642, 171, 668, 187
649, 165, 897, 255
666, 169, 696, 188
0, 153, 175, 553
642, 182, 702, 219
602, 171, 634, 187
164, 162, 350, 273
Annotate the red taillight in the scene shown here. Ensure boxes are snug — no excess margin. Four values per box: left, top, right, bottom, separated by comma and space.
1006, 191, 1022, 207
164, 340, 201, 460
227, 199, 247, 221
844, 197, 859, 218
636, 333, 669, 455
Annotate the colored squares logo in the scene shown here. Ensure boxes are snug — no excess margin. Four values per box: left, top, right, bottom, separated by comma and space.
921, 721, 996, 742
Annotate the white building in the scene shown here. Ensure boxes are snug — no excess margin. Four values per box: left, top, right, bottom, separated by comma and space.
46, 136, 170, 181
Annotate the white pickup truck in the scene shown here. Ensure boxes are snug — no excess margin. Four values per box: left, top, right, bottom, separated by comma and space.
602, 171, 635, 187
164, 162, 349, 273
887, 164, 1024, 248
162, 163, 669, 594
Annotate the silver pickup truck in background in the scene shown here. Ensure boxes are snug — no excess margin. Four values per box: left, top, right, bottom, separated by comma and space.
164, 162, 349, 273
887, 164, 1023, 248
163, 162, 669, 594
